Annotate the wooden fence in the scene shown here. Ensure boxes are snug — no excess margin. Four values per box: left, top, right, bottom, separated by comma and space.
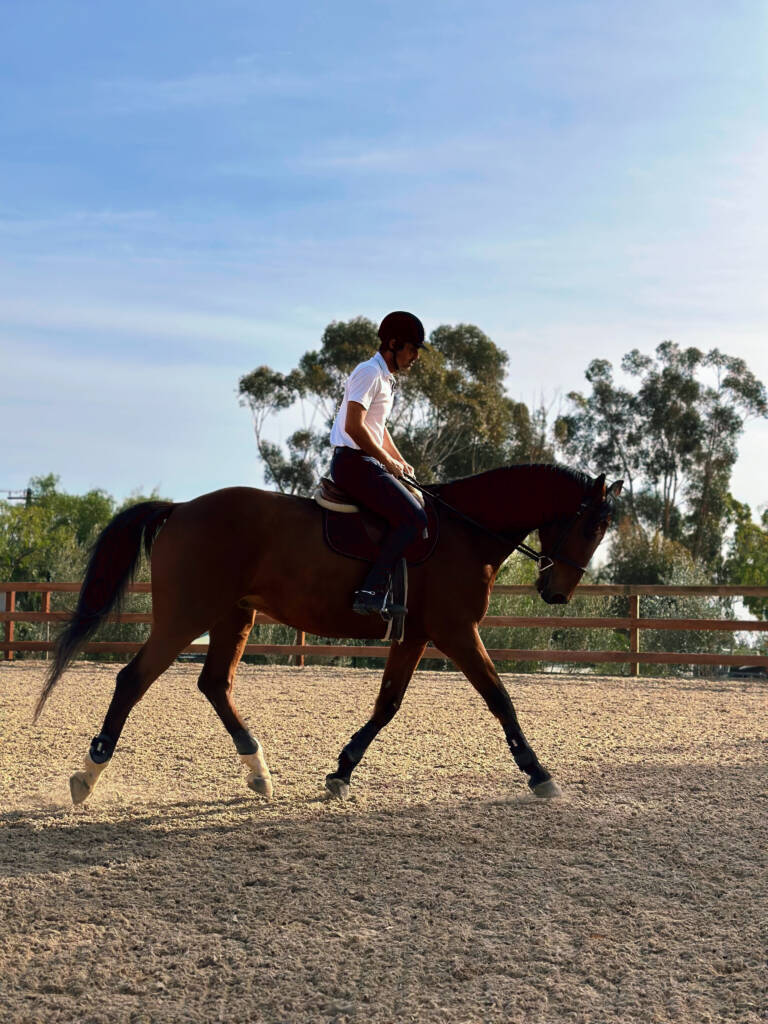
2, 581, 766, 674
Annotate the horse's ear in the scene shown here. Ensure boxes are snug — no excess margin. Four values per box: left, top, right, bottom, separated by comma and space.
607, 480, 623, 498
593, 473, 606, 493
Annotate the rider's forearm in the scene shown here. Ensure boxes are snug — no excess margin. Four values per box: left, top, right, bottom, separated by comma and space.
345, 421, 392, 463
384, 429, 413, 472
382, 429, 403, 460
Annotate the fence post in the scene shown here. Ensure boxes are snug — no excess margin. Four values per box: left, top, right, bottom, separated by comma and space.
3, 589, 15, 661
42, 588, 51, 659
295, 629, 306, 668
629, 593, 640, 677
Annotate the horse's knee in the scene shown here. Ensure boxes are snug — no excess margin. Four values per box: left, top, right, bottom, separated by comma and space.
374, 697, 400, 726
481, 683, 515, 721
114, 662, 152, 704
197, 670, 229, 699
115, 662, 138, 690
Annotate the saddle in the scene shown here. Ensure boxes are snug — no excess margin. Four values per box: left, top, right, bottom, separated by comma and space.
314, 477, 439, 565
313, 477, 439, 644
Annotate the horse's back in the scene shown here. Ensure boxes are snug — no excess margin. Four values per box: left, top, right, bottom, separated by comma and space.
152, 486, 322, 589
170, 486, 314, 528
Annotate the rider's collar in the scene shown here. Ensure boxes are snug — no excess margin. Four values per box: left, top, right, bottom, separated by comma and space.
373, 351, 395, 381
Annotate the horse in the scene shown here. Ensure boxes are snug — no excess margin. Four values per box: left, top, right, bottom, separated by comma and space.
34, 463, 622, 805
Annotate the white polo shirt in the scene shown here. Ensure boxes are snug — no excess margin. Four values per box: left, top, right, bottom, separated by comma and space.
330, 351, 395, 449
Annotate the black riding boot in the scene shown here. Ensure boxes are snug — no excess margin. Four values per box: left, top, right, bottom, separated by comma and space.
353, 522, 417, 616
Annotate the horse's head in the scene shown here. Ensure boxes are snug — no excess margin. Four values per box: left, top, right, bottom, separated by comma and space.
535, 474, 622, 604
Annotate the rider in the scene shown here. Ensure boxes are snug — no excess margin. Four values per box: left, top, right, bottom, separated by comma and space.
330, 311, 429, 616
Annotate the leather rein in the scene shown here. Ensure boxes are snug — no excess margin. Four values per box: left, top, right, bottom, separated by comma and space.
405, 477, 597, 576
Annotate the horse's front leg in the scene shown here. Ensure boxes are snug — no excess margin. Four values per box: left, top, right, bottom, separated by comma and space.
437, 626, 561, 798
326, 637, 427, 800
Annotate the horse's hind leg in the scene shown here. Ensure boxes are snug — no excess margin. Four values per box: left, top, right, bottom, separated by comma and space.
326, 637, 427, 800
197, 606, 273, 800
70, 630, 190, 804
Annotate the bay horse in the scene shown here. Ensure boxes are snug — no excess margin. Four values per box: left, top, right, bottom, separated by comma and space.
34, 464, 621, 805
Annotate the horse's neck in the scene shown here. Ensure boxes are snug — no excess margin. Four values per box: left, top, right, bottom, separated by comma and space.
439, 465, 584, 532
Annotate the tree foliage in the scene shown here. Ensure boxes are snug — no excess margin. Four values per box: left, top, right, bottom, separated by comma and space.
0, 474, 169, 583
558, 342, 767, 575
602, 519, 699, 586
393, 323, 551, 479
725, 499, 768, 620
0, 474, 113, 582
0, 476, 171, 660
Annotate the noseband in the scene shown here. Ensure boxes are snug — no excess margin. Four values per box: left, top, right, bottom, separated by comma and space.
515, 498, 596, 575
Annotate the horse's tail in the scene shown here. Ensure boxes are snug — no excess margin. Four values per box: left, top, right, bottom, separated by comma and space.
33, 500, 175, 722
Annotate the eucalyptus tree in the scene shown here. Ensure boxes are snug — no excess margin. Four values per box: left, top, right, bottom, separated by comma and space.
725, 499, 768, 620
558, 341, 767, 572
686, 350, 768, 565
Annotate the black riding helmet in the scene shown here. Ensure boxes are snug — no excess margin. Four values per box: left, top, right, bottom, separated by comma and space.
378, 311, 428, 349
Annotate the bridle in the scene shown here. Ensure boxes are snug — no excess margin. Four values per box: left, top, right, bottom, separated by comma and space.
516, 497, 601, 575
406, 478, 607, 576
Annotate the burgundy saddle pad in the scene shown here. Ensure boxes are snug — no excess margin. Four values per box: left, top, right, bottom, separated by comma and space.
322, 501, 440, 565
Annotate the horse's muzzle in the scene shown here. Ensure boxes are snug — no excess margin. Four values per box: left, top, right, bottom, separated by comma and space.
536, 576, 569, 604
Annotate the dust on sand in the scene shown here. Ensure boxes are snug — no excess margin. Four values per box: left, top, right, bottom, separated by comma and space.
1, 661, 766, 1024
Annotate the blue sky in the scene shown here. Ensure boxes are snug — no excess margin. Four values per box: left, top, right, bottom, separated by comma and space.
2, 1, 767, 512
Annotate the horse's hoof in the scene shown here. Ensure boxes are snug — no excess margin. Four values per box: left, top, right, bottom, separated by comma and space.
325, 776, 350, 801
69, 772, 92, 805
531, 778, 563, 799
246, 773, 274, 800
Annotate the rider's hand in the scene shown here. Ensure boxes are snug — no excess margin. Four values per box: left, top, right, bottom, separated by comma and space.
383, 455, 405, 477
403, 462, 415, 480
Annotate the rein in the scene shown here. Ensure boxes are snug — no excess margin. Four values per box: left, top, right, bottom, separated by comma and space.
405, 477, 593, 576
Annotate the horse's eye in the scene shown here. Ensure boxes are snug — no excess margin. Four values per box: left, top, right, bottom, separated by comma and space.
584, 517, 606, 539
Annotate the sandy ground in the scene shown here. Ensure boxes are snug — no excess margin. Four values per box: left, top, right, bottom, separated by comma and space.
0, 660, 766, 1024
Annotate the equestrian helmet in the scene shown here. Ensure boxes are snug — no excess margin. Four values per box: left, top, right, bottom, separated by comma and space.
378, 311, 427, 348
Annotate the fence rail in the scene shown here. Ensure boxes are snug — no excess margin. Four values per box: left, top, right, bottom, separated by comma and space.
2, 582, 767, 672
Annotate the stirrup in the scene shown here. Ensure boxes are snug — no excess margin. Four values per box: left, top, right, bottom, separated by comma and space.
352, 588, 388, 616
381, 602, 407, 621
